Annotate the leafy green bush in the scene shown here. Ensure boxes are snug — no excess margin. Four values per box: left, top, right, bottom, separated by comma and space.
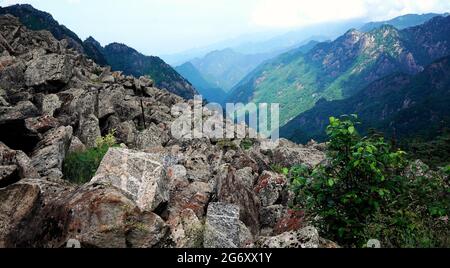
63, 130, 117, 184
290, 115, 449, 247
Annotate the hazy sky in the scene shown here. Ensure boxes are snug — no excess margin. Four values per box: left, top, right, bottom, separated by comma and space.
2, 0, 450, 55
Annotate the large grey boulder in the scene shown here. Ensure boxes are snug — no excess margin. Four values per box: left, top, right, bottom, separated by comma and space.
204, 203, 240, 248
78, 114, 101, 148
135, 123, 170, 150
30, 126, 73, 179
91, 148, 170, 212
24, 53, 72, 88
271, 139, 326, 168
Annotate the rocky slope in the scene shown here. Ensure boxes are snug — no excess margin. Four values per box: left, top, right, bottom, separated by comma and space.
0, 14, 336, 248
227, 16, 450, 126
0, 4, 197, 100
101, 42, 198, 100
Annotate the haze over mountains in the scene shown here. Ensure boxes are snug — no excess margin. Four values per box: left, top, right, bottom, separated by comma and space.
0, 3, 449, 146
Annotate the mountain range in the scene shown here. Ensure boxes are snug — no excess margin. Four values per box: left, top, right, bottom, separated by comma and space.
227, 15, 450, 127
175, 62, 227, 103
1, 3, 449, 147
281, 55, 450, 143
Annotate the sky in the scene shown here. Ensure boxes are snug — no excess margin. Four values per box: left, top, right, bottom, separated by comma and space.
1, 0, 450, 56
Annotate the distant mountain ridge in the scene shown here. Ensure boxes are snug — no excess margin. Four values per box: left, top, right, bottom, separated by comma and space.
102, 42, 197, 99
189, 48, 275, 92
175, 62, 227, 104
227, 15, 450, 126
0, 4, 197, 99
281, 55, 450, 143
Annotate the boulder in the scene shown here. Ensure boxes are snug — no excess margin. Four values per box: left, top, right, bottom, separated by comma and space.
78, 114, 101, 148
24, 115, 59, 134
0, 183, 41, 247
0, 142, 39, 186
167, 208, 204, 248
91, 148, 170, 212
24, 54, 72, 88
68, 136, 86, 154
135, 123, 170, 150
259, 205, 286, 229
256, 226, 320, 248
204, 203, 240, 248
0, 180, 169, 248
271, 139, 326, 168
30, 126, 73, 179
254, 171, 289, 207
40, 94, 62, 116
216, 165, 260, 235
0, 100, 38, 124
167, 178, 212, 220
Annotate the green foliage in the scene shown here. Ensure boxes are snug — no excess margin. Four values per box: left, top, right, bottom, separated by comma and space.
290, 115, 449, 247
403, 131, 450, 168
216, 139, 238, 151
240, 138, 254, 150
63, 130, 117, 184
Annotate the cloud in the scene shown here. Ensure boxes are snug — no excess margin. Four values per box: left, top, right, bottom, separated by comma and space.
251, 0, 450, 28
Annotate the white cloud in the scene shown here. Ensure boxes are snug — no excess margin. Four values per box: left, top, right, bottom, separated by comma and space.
251, 0, 450, 28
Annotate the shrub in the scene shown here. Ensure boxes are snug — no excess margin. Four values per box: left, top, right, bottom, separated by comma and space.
240, 138, 254, 150
63, 130, 117, 184
291, 115, 449, 247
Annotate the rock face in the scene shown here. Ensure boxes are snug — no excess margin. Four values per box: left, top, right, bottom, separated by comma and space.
204, 203, 240, 248
30, 126, 72, 179
0, 14, 340, 248
24, 54, 72, 88
91, 148, 169, 212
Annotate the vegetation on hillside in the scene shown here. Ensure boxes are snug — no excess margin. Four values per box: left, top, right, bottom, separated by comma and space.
63, 130, 118, 184
284, 115, 449, 248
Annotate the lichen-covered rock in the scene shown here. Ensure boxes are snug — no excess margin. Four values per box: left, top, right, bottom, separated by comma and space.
271, 139, 326, 168
260, 205, 286, 229
204, 203, 240, 248
30, 126, 72, 179
24, 53, 72, 88
135, 123, 170, 150
24, 115, 59, 135
78, 114, 101, 148
254, 171, 288, 207
39, 94, 62, 116
256, 226, 320, 248
0, 100, 38, 124
68, 136, 86, 153
0, 182, 41, 247
167, 208, 204, 248
216, 165, 260, 235
0, 180, 169, 248
91, 148, 170, 212
0, 142, 39, 186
